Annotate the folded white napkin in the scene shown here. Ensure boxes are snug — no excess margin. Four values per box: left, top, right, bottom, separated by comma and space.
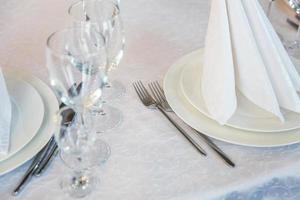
0, 68, 12, 156
202, 0, 237, 124
202, 0, 300, 124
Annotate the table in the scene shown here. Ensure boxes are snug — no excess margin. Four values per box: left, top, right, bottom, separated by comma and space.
0, 0, 300, 199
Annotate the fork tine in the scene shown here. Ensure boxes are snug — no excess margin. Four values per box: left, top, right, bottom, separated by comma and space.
132, 82, 142, 98
150, 82, 163, 104
138, 81, 152, 98
136, 81, 148, 98
133, 82, 145, 104
148, 83, 159, 103
154, 81, 166, 100
152, 81, 165, 102
151, 82, 164, 103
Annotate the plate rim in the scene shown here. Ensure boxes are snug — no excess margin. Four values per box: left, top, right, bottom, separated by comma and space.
179, 48, 300, 133
0, 76, 45, 162
164, 49, 300, 147
0, 70, 58, 175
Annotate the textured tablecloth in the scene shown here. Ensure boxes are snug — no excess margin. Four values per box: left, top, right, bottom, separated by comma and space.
0, 0, 300, 199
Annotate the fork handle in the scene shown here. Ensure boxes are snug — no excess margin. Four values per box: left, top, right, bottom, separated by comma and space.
157, 105, 207, 156
196, 133, 235, 167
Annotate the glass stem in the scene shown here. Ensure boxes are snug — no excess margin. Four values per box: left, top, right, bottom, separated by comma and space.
71, 170, 89, 189
75, 109, 89, 149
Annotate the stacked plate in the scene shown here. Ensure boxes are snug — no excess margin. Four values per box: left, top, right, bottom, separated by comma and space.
164, 49, 300, 147
0, 70, 58, 175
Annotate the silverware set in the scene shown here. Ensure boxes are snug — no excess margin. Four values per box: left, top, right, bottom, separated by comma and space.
12, 79, 234, 196
133, 81, 235, 168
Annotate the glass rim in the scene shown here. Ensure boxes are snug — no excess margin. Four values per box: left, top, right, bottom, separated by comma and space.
46, 25, 106, 58
68, 0, 120, 25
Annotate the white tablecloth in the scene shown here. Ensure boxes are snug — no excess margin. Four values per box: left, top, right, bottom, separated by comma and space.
0, 0, 300, 199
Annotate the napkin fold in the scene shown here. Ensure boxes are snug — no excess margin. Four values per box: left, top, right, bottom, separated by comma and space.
202, 0, 300, 124
0, 68, 12, 156
202, 0, 236, 124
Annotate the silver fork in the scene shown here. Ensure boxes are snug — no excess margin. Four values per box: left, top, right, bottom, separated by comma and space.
149, 81, 235, 168
133, 81, 207, 156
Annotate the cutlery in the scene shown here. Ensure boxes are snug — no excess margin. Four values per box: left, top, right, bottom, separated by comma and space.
133, 81, 207, 156
12, 108, 74, 195
148, 81, 235, 168
34, 144, 58, 176
12, 137, 55, 196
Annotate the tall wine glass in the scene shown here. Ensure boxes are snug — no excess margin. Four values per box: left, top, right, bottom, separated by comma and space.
54, 106, 104, 198
46, 25, 111, 197
69, 0, 125, 132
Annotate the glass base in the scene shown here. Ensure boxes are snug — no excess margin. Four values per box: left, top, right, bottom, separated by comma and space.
92, 104, 123, 133
60, 170, 99, 199
102, 80, 126, 101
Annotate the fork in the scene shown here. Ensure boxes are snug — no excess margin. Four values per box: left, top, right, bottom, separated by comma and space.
148, 81, 235, 167
133, 81, 207, 156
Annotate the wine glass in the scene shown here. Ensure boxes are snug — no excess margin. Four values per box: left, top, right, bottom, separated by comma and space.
46, 25, 111, 197
54, 106, 105, 198
69, 0, 125, 132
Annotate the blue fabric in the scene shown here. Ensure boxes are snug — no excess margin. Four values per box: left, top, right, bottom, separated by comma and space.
221, 177, 300, 200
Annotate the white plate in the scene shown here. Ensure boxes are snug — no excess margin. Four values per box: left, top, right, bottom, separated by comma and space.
180, 48, 300, 132
0, 70, 59, 175
164, 50, 300, 147
0, 76, 45, 162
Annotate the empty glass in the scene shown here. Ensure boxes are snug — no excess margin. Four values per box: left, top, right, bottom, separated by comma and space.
69, 0, 125, 132
54, 106, 107, 198
46, 24, 111, 197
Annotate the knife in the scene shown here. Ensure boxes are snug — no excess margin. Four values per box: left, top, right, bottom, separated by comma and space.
12, 108, 74, 195
12, 137, 55, 196
34, 145, 59, 176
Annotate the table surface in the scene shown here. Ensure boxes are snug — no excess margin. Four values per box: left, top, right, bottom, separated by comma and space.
0, 0, 300, 199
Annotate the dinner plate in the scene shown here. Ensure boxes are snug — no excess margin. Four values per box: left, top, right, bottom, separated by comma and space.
180, 48, 300, 133
0, 70, 59, 175
164, 50, 300, 147
0, 76, 45, 162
